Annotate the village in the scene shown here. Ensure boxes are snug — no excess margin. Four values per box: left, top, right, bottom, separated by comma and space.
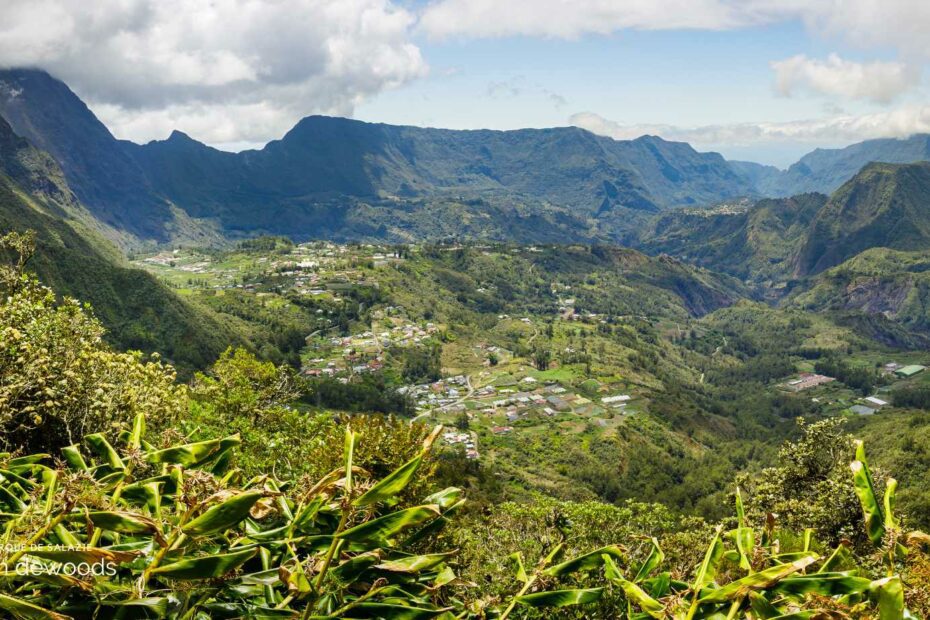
132, 241, 930, 470
779, 361, 927, 417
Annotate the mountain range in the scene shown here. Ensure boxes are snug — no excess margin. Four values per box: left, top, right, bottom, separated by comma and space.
7, 68, 930, 248
8, 67, 930, 355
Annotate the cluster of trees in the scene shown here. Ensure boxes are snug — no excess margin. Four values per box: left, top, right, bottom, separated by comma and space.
893, 385, 930, 409
815, 356, 884, 394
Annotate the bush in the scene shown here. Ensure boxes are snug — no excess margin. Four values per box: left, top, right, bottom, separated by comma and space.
0, 233, 184, 452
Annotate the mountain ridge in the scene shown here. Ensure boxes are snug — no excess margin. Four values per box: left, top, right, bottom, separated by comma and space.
0, 69, 759, 244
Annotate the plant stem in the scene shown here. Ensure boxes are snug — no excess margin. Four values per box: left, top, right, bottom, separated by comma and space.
499, 573, 538, 620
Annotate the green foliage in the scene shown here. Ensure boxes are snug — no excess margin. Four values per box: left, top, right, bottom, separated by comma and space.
187, 348, 433, 490
0, 233, 185, 452
814, 356, 883, 395
891, 385, 930, 409
0, 416, 464, 618
738, 418, 866, 546
190, 347, 302, 424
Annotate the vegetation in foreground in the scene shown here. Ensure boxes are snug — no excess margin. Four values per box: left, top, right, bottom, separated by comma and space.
2, 234, 930, 617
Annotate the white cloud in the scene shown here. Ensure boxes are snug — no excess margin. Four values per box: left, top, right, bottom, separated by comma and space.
418, 1, 930, 110
771, 54, 918, 103
418, 0, 930, 51
418, 0, 800, 39
0, 0, 427, 147
570, 108, 930, 149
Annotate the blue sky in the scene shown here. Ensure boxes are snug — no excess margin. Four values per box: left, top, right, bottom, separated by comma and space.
3, 1, 929, 168
357, 18, 915, 166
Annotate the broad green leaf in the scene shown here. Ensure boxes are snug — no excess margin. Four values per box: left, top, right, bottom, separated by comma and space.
52, 524, 80, 548
748, 592, 781, 619
0, 469, 37, 491
351, 603, 452, 619
145, 435, 240, 466
330, 551, 381, 582
40, 470, 57, 514
6, 454, 48, 468
819, 543, 853, 573
433, 565, 456, 588
376, 551, 456, 573
545, 545, 626, 577
84, 433, 124, 470
645, 572, 673, 598
422, 487, 464, 510
604, 555, 664, 619
101, 598, 169, 616
60, 446, 87, 472
0, 594, 69, 620
692, 526, 724, 591
698, 555, 818, 604
509, 552, 528, 583
336, 505, 440, 544
735, 486, 746, 529
884, 478, 898, 531
129, 412, 145, 449
633, 538, 664, 582
72, 511, 159, 536
24, 546, 138, 565
282, 565, 313, 594
182, 490, 265, 537
543, 542, 566, 567
773, 572, 871, 597
344, 427, 356, 495
354, 453, 423, 507
150, 548, 257, 580
516, 587, 603, 609
851, 441, 885, 547
0, 569, 89, 591
851, 459, 885, 547
870, 576, 904, 620
729, 527, 754, 572
0, 486, 26, 512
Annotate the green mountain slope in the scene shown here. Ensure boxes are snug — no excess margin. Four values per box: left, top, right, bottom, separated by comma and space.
794, 162, 930, 276
789, 247, 930, 336
0, 115, 234, 373
1, 69, 758, 244
637, 194, 825, 285
765, 133, 930, 196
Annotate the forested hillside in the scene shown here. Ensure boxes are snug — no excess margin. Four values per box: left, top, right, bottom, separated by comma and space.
2, 229, 929, 618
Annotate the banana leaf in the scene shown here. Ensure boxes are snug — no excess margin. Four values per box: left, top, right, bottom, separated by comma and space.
182, 490, 265, 537
544, 545, 626, 577
604, 555, 664, 619
149, 548, 258, 580
376, 551, 456, 574
0, 594, 70, 620
515, 588, 603, 609
144, 435, 240, 467
337, 505, 441, 544
698, 555, 817, 604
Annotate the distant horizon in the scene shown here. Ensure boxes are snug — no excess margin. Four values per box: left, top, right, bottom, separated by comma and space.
16, 67, 913, 172
111, 111, 930, 171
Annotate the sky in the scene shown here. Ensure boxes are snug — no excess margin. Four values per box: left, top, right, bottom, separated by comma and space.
2, 1, 930, 166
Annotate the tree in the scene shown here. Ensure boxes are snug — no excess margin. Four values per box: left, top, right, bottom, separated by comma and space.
533, 346, 552, 371
738, 418, 866, 546
190, 347, 302, 424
